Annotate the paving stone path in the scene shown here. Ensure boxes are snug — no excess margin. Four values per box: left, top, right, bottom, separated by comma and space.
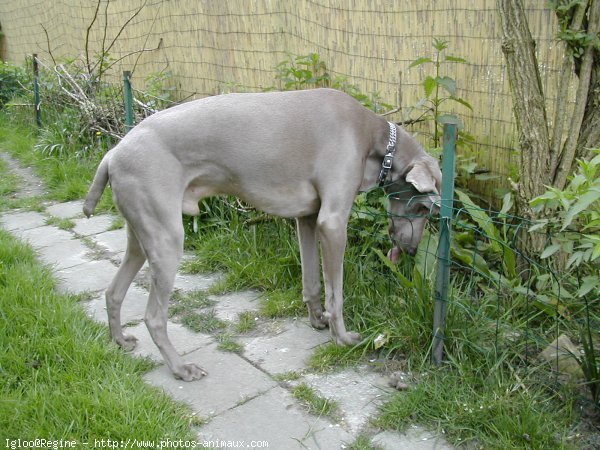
0, 152, 453, 449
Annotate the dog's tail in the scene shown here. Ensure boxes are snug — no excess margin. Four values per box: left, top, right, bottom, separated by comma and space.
83, 153, 110, 218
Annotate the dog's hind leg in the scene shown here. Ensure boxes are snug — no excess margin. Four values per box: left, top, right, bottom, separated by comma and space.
106, 225, 147, 351
297, 215, 327, 329
136, 211, 207, 381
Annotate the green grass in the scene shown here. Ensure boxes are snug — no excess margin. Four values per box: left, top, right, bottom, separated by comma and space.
45, 215, 75, 230
235, 311, 259, 333
180, 310, 226, 334
0, 111, 115, 212
0, 229, 196, 441
168, 289, 214, 318
376, 362, 576, 449
308, 344, 368, 372
215, 334, 244, 353
182, 210, 590, 448
0, 157, 20, 211
291, 383, 339, 419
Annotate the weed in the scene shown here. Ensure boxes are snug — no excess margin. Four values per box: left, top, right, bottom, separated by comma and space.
168, 290, 214, 318
273, 371, 302, 382
216, 334, 244, 353
260, 289, 305, 318
308, 344, 367, 372
407, 38, 473, 148
348, 435, 382, 450
235, 311, 259, 333
108, 215, 125, 230
45, 215, 75, 230
274, 52, 392, 113
180, 310, 226, 334
291, 383, 339, 419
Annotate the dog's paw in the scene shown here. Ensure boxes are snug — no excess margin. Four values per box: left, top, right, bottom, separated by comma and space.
116, 334, 138, 352
388, 372, 410, 391
174, 363, 208, 382
333, 331, 362, 346
308, 312, 328, 330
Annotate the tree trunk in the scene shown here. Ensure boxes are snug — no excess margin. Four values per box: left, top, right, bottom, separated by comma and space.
580, 61, 600, 159
497, 0, 553, 217
553, 0, 600, 189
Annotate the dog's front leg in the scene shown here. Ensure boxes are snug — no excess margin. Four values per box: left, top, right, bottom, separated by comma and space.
297, 215, 327, 329
317, 211, 362, 346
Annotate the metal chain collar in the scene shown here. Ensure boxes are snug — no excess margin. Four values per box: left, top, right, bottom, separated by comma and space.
378, 121, 397, 187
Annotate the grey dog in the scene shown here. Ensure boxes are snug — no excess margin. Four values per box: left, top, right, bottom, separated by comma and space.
84, 88, 441, 381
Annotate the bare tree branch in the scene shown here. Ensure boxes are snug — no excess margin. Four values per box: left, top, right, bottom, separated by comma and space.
92, 0, 148, 79
40, 24, 57, 65
85, 0, 102, 75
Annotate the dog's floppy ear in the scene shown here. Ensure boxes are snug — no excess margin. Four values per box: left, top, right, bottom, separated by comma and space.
405, 160, 440, 194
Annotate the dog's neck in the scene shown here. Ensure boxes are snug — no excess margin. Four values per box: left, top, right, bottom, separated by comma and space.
377, 121, 398, 186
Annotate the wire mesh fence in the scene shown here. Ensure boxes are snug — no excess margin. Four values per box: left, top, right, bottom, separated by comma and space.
0, 0, 577, 202
3, 27, 598, 411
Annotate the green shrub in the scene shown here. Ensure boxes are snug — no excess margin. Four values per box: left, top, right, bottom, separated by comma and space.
0, 61, 30, 107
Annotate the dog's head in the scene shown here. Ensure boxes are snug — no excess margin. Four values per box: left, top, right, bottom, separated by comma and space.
384, 156, 441, 261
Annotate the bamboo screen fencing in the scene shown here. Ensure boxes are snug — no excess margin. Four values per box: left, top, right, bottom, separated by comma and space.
0, 0, 573, 200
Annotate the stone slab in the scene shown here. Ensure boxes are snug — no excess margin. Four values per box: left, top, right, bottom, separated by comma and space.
372, 428, 454, 450
0, 210, 46, 231
144, 344, 277, 417
45, 200, 85, 219
209, 291, 260, 322
299, 366, 393, 434
127, 321, 212, 362
91, 228, 128, 254
241, 319, 330, 375
135, 267, 221, 293
18, 225, 74, 248
197, 386, 353, 449
72, 214, 117, 236
55, 259, 117, 294
84, 285, 149, 325
36, 238, 93, 270
174, 272, 222, 292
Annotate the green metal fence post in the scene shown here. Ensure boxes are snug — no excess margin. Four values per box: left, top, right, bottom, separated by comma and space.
432, 122, 457, 366
32, 54, 42, 127
123, 70, 134, 133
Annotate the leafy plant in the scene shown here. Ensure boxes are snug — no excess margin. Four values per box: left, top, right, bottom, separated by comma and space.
139, 70, 177, 111
275, 52, 330, 90
550, 0, 600, 59
407, 39, 473, 148
529, 150, 599, 405
0, 61, 30, 107
530, 151, 600, 294
274, 52, 393, 113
